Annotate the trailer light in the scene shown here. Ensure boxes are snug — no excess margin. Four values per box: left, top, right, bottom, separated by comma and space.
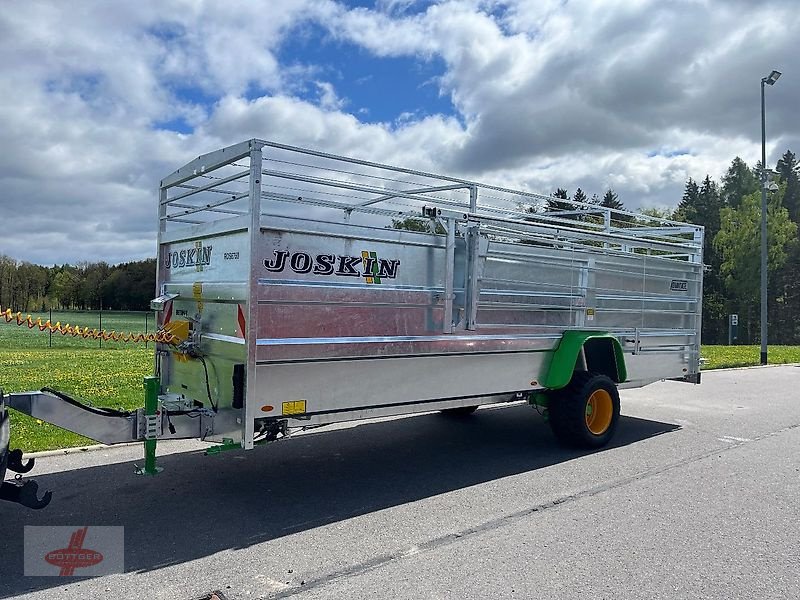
260, 405, 274, 412
151, 293, 179, 311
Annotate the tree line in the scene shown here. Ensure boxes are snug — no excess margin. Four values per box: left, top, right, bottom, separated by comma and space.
393, 150, 800, 345
673, 151, 799, 345
0, 258, 156, 312
529, 152, 799, 344
6, 149, 800, 343
539, 152, 799, 344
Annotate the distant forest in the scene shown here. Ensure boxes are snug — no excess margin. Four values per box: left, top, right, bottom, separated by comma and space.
0, 258, 155, 312
554, 149, 800, 346
3, 150, 799, 344
394, 149, 800, 346
538, 149, 800, 346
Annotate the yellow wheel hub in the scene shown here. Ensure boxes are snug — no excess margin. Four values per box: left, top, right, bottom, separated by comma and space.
585, 389, 613, 435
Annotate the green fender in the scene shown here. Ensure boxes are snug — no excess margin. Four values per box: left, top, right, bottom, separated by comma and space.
540, 331, 627, 390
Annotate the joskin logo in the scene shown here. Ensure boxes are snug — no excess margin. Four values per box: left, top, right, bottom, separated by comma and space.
164, 241, 213, 271
264, 250, 400, 284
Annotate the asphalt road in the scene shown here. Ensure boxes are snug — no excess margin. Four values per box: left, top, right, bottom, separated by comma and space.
1, 365, 799, 599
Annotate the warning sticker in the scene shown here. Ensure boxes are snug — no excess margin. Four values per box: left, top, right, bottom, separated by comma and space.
282, 400, 307, 415
192, 281, 204, 313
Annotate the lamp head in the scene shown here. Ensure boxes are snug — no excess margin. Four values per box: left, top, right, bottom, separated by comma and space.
763, 70, 782, 85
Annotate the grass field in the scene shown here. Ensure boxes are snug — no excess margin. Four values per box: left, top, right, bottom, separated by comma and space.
0, 310, 155, 349
700, 345, 800, 370
1, 311, 153, 452
2, 312, 799, 452
1, 347, 152, 451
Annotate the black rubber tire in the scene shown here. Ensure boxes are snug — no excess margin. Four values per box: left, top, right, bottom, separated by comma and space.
547, 371, 620, 449
440, 406, 479, 416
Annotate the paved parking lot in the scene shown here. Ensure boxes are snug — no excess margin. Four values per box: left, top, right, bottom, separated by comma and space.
1, 365, 799, 599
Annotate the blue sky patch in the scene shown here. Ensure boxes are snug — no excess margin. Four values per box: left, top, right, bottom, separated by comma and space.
170, 84, 219, 107
345, 1, 437, 15
45, 73, 104, 103
647, 148, 690, 158
278, 22, 455, 124
144, 22, 186, 43
154, 116, 193, 134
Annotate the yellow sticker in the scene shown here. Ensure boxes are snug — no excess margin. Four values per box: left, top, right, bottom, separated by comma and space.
282, 400, 307, 415
192, 281, 204, 313
195, 240, 205, 272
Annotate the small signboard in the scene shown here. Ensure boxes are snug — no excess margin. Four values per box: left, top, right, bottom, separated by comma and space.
670, 279, 689, 292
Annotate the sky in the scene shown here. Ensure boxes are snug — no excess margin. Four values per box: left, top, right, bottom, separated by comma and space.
0, 0, 798, 265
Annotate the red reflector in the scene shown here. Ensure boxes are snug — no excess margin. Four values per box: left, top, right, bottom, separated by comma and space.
261, 405, 274, 412
237, 305, 246, 337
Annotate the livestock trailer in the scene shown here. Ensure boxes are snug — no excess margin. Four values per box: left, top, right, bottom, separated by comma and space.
1, 139, 702, 508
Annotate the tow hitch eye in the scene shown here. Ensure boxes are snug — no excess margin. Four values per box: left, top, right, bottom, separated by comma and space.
7, 448, 35, 473
0, 478, 53, 510
0, 449, 52, 509
1, 396, 52, 509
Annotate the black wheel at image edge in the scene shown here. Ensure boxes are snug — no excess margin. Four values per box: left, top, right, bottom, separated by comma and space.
547, 371, 620, 449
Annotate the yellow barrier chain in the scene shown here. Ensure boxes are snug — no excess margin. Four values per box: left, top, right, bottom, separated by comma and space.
1, 306, 179, 345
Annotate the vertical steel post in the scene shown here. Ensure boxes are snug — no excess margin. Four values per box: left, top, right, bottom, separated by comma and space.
760, 79, 768, 365
443, 217, 455, 333
469, 185, 478, 213
465, 225, 481, 330
155, 184, 168, 377
140, 376, 161, 475
244, 143, 264, 450
693, 227, 704, 375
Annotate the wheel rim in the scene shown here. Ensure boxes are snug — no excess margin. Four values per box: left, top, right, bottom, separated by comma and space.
585, 389, 613, 435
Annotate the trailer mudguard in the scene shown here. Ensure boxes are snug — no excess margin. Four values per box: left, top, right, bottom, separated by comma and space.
540, 331, 627, 390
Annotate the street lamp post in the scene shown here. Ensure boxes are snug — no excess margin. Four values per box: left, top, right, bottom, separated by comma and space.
760, 69, 781, 366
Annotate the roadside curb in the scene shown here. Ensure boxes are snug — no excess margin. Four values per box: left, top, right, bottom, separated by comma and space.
25, 441, 140, 458
703, 362, 800, 373
24, 438, 213, 459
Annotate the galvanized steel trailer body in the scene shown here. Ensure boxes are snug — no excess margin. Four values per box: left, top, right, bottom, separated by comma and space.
152, 138, 702, 447
2, 139, 703, 506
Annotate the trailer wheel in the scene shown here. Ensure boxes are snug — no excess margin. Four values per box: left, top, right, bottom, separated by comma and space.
547, 371, 619, 449
441, 406, 479, 416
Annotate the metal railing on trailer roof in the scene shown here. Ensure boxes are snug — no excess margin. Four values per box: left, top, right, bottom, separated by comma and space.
158, 139, 703, 261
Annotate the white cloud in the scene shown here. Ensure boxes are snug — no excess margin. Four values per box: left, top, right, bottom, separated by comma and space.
315, 81, 346, 111
0, 0, 797, 265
